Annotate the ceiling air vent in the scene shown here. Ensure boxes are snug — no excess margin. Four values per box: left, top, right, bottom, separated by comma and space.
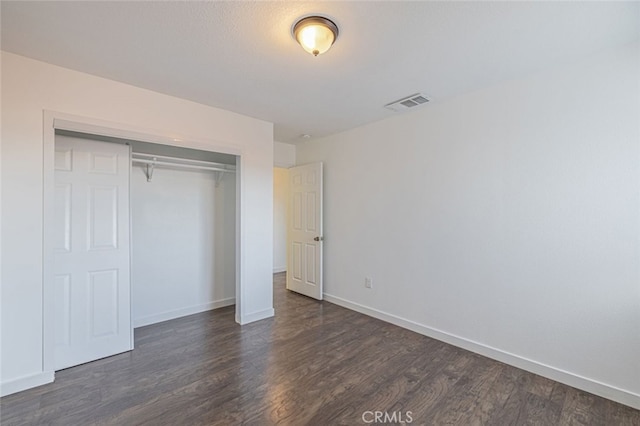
384, 93, 430, 112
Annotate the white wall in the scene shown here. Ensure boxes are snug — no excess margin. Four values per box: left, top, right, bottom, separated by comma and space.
273, 168, 289, 273
1, 52, 273, 396
297, 43, 640, 408
274, 141, 296, 168
131, 165, 236, 327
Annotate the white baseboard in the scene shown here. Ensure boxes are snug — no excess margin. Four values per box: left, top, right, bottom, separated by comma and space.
323, 292, 640, 410
1, 371, 55, 397
273, 266, 286, 273
239, 308, 275, 325
133, 298, 236, 328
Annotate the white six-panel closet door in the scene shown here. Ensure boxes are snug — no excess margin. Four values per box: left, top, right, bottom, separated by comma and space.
53, 135, 132, 370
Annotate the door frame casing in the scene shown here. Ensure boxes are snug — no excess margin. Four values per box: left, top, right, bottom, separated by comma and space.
42, 110, 243, 375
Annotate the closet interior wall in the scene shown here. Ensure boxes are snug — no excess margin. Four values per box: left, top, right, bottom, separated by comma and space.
131, 146, 237, 327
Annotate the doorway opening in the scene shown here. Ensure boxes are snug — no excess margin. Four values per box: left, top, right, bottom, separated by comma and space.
273, 167, 289, 275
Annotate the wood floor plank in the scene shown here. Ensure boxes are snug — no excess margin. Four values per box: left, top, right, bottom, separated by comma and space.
528, 374, 556, 399
549, 381, 569, 408
520, 392, 563, 426
426, 356, 503, 425
467, 368, 519, 426
1, 272, 639, 425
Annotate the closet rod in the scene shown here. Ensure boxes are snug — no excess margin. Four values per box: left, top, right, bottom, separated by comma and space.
131, 158, 234, 173
132, 152, 236, 171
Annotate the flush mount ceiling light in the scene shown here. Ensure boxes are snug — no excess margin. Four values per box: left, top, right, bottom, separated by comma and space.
293, 16, 339, 57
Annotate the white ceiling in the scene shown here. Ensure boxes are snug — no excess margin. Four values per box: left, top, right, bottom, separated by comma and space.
2, 1, 638, 143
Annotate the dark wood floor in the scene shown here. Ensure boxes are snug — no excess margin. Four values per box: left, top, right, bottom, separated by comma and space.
2, 273, 639, 425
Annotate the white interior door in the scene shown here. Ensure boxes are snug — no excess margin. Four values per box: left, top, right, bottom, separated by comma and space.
54, 135, 132, 370
287, 162, 323, 300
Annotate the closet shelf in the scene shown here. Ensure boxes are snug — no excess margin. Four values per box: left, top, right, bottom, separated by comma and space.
131, 152, 236, 184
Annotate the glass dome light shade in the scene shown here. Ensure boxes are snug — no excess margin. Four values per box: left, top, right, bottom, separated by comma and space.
293, 16, 339, 57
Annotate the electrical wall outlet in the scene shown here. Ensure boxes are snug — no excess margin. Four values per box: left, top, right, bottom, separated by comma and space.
365, 277, 373, 289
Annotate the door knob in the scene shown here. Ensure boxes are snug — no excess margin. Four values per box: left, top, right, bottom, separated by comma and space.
313, 236, 323, 241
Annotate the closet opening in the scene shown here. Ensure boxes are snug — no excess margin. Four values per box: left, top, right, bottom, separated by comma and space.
129, 139, 237, 327
47, 127, 238, 372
